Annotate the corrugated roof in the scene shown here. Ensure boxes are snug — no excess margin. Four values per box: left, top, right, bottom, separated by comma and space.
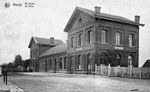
33, 37, 63, 46
39, 43, 67, 57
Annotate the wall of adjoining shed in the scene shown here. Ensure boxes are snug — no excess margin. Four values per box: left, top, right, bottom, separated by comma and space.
38, 52, 67, 73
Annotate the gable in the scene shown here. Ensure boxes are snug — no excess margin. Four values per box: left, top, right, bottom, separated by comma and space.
28, 37, 37, 48
64, 7, 95, 32
30, 39, 37, 49
71, 11, 94, 30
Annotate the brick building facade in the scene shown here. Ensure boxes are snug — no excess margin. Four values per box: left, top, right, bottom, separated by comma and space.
28, 6, 144, 73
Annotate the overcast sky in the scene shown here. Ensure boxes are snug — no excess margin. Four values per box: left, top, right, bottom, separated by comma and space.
0, 0, 150, 66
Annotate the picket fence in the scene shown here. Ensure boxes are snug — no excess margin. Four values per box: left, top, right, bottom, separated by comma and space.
95, 65, 150, 79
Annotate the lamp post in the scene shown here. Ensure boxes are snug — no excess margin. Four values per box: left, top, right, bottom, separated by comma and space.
3, 63, 7, 85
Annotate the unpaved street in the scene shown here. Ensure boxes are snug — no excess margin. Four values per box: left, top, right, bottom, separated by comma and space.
7, 73, 150, 92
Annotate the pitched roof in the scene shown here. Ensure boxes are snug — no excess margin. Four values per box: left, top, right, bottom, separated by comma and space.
78, 7, 135, 23
33, 37, 63, 45
142, 60, 150, 67
39, 43, 67, 57
64, 7, 144, 32
28, 37, 63, 48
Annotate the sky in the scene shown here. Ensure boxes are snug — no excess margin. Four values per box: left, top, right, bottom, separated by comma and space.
0, 0, 150, 67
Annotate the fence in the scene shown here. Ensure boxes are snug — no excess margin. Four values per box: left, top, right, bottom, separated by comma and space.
95, 65, 150, 79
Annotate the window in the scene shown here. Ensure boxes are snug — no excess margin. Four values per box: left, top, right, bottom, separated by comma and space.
87, 30, 92, 44
78, 18, 82, 24
129, 34, 134, 47
78, 34, 82, 46
116, 54, 121, 65
59, 58, 62, 69
70, 56, 74, 67
115, 32, 122, 45
49, 59, 52, 69
128, 55, 134, 67
64, 57, 67, 69
45, 60, 47, 72
87, 53, 92, 69
99, 53, 105, 65
71, 37, 74, 48
77, 54, 82, 70
54, 59, 57, 73
101, 30, 108, 43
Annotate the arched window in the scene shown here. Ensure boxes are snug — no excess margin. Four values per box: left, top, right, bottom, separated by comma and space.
59, 58, 62, 69
99, 53, 105, 65
87, 53, 92, 69
49, 59, 52, 69
54, 58, 57, 71
71, 37, 74, 48
45, 60, 48, 72
116, 53, 121, 66
64, 57, 67, 69
87, 30, 92, 44
69, 56, 74, 71
128, 55, 134, 67
78, 34, 82, 46
77, 54, 82, 70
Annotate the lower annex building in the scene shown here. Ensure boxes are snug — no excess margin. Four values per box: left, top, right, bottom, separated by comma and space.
28, 6, 144, 73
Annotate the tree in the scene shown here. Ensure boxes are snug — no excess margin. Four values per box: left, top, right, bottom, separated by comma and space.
23, 59, 31, 69
7, 62, 14, 72
14, 54, 23, 67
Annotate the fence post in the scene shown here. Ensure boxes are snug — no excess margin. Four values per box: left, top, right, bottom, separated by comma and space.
108, 64, 110, 76
100, 64, 102, 75
95, 64, 97, 75
121, 67, 124, 77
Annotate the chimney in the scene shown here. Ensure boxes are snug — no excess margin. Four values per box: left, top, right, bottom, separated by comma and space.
94, 6, 101, 15
135, 15, 140, 23
50, 37, 54, 44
